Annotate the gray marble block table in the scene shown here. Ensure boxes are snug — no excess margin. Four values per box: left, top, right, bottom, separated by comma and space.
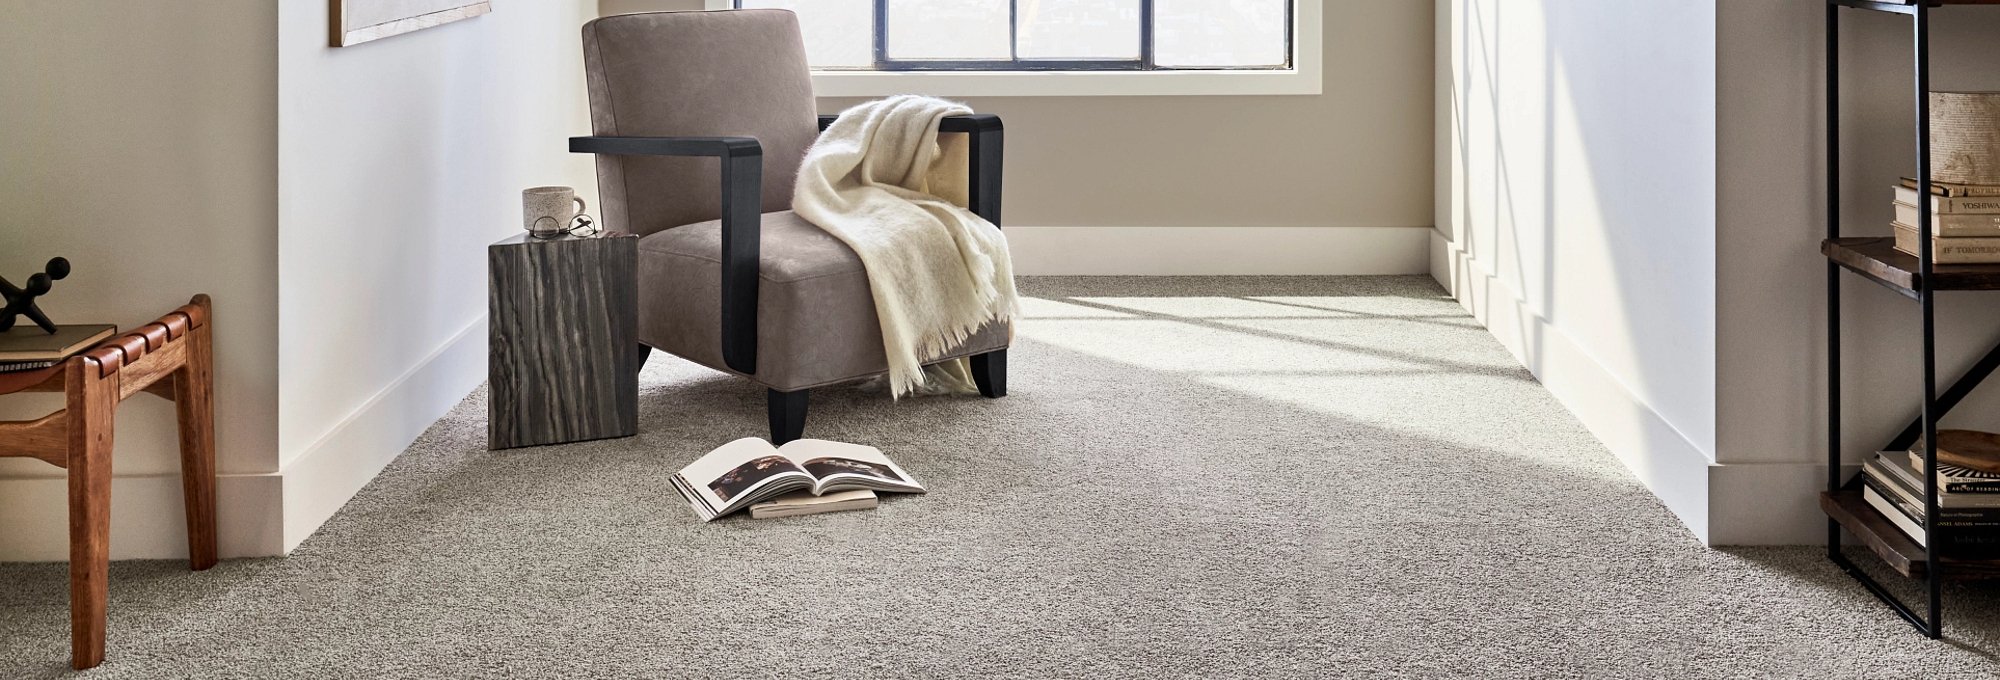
487, 231, 638, 450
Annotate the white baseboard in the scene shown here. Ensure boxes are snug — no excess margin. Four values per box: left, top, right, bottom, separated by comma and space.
1435, 229, 1839, 547
278, 317, 489, 553
0, 318, 491, 562
1008, 226, 1431, 276
1434, 230, 1718, 544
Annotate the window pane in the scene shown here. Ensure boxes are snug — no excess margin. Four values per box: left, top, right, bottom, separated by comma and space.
885, 0, 1011, 61
739, 0, 875, 69
1153, 0, 1288, 68
1017, 0, 1140, 61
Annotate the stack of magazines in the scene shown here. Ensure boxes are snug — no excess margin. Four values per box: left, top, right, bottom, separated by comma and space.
1861, 442, 2000, 556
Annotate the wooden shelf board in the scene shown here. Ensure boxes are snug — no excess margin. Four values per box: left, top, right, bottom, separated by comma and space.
1821, 490, 2000, 580
1822, 237, 2000, 295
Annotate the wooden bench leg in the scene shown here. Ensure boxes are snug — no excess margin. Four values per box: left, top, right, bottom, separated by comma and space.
174, 321, 217, 571
66, 359, 116, 670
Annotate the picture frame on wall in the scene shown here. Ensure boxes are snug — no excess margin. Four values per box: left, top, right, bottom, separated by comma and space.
331, 0, 492, 47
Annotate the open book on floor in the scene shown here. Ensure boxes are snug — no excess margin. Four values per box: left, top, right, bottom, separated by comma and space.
670, 438, 924, 521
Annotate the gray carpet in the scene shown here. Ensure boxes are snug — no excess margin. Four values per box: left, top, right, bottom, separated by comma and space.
5, 276, 2000, 678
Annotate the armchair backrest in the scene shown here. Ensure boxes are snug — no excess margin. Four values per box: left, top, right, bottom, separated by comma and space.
582, 10, 819, 236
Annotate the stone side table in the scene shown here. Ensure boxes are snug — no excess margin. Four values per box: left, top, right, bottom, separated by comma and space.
487, 232, 638, 449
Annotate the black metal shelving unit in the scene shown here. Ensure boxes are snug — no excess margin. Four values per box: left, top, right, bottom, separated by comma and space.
1823, 0, 2000, 639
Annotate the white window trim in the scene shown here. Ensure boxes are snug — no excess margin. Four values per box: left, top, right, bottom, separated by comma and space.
702, 0, 1321, 97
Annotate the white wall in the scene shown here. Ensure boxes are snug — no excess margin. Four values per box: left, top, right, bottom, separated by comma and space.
1436, 0, 1720, 540
1714, 2, 2000, 543
0, 0, 283, 560
274, 0, 598, 551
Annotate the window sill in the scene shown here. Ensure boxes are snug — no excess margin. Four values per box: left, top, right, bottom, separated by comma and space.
808, 68, 1322, 98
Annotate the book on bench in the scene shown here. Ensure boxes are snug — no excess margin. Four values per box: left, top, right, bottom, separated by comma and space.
670, 437, 923, 521
0, 324, 115, 372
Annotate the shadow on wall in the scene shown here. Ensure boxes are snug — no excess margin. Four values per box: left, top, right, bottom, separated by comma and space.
1448, 0, 2000, 545
1440, 0, 1718, 461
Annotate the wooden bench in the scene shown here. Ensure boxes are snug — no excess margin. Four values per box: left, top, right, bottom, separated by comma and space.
0, 295, 217, 670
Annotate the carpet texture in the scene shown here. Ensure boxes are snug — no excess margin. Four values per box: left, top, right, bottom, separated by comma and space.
4, 276, 1999, 678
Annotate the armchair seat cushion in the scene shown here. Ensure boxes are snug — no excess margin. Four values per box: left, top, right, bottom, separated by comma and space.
636, 210, 1010, 392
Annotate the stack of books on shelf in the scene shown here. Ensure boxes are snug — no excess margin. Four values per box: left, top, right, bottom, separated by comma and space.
1860, 430, 2000, 558
1891, 178, 2000, 264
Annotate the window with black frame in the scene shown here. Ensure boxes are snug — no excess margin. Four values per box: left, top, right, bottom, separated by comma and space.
731, 0, 1292, 72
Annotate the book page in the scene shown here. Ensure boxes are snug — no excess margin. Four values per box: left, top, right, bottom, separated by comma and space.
776, 439, 925, 494
675, 438, 813, 515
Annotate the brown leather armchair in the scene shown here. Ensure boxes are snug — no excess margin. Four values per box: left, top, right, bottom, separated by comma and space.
570, 9, 1010, 444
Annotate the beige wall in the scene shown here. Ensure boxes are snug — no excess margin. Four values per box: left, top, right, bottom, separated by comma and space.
1714, 2, 2000, 540
600, 0, 1434, 230
0, 0, 282, 560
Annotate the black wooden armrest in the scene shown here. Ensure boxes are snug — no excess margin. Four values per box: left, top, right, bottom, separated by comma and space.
937, 113, 1002, 134
569, 135, 761, 158
569, 135, 762, 375
943, 115, 1004, 226
812, 114, 1004, 226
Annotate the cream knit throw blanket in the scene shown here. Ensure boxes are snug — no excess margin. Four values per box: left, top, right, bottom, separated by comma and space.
793, 95, 1018, 397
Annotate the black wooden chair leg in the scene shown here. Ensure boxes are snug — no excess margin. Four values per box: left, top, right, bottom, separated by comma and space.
970, 349, 1007, 399
767, 388, 809, 444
